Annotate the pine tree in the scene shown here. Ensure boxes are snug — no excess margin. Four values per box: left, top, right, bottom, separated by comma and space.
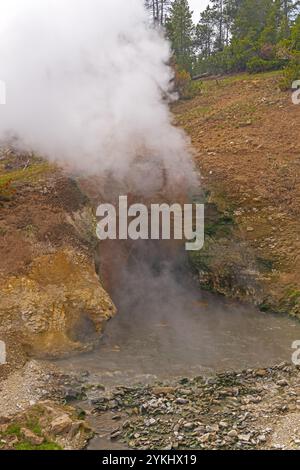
223, 0, 240, 45
259, 0, 283, 46
166, 0, 195, 73
290, 12, 300, 49
165, 0, 300, 76
232, 0, 274, 42
195, 6, 215, 58
280, 0, 300, 38
145, 0, 171, 25
210, 0, 225, 51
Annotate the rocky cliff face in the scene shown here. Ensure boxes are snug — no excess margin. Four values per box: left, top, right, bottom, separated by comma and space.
0, 149, 116, 373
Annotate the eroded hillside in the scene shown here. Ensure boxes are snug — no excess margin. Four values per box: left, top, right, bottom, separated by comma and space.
173, 71, 300, 316
0, 150, 115, 378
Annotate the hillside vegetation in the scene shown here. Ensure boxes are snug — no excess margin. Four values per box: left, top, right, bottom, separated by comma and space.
146, 1, 300, 94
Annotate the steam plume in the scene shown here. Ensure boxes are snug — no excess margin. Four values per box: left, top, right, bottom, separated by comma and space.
0, 0, 196, 190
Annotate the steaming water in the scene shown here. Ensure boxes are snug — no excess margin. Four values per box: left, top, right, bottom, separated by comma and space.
56, 242, 300, 386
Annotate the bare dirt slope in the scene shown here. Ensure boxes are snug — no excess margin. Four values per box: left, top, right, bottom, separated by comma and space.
173, 71, 300, 316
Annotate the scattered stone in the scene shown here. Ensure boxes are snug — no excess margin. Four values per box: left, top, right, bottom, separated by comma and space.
175, 398, 189, 405
183, 422, 194, 430
21, 428, 44, 446
144, 417, 156, 427
0, 424, 9, 433
85, 363, 300, 450
219, 421, 228, 429
112, 414, 122, 421
238, 434, 251, 442
110, 430, 121, 440
152, 387, 176, 396
199, 433, 211, 443
228, 430, 238, 438
206, 424, 219, 432
50, 414, 73, 435
255, 369, 268, 377
276, 379, 289, 387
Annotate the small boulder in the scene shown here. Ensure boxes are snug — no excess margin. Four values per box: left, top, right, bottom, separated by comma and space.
21, 428, 44, 446
50, 414, 73, 435
152, 387, 176, 396
255, 369, 268, 377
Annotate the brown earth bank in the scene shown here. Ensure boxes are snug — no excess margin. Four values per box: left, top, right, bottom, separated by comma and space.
173, 71, 300, 317
0, 149, 117, 449
0, 148, 116, 375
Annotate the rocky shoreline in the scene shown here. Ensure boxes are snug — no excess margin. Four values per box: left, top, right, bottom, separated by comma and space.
82, 362, 300, 450
3, 360, 300, 450
13, 360, 294, 451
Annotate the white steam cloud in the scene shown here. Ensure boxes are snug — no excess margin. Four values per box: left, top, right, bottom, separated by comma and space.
0, 0, 196, 190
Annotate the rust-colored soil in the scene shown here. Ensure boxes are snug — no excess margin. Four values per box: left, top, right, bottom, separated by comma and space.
0, 151, 115, 374
173, 71, 300, 312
